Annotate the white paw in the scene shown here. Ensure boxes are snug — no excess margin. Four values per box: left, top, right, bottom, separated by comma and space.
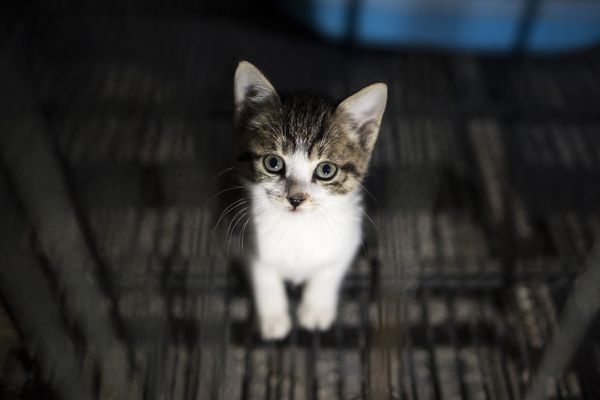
298, 302, 336, 331
259, 312, 292, 340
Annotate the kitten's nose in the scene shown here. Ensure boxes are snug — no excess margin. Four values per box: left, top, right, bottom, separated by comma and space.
287, 195, 306, 208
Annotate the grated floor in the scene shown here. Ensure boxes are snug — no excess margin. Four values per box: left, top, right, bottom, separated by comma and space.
2, 10, 600, 400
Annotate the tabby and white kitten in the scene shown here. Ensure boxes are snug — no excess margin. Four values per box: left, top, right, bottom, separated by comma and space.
233, 61, 387, 340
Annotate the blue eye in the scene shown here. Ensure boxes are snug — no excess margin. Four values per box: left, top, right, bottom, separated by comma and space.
263, 155, 284, 173
315, 162, 337, 180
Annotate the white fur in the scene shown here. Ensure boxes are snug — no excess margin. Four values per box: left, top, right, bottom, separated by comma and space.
248, 151, 363, 340
233, 62, 387, 340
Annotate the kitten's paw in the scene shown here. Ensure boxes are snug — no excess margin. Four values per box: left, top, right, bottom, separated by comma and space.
259, 312, 292, 340
298, 302, 336, 331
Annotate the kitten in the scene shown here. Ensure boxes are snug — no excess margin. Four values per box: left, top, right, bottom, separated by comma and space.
233, 61, 387, 340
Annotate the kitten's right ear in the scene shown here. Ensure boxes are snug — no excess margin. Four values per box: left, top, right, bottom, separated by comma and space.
234, 61, 279, 115
336, 83, 387, 152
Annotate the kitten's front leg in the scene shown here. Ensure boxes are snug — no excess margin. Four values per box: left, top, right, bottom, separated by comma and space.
251, 261, 291, 340
298, 263, 348, 331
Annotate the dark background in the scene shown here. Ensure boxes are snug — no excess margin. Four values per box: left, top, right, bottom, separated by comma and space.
1, 1, 600, 399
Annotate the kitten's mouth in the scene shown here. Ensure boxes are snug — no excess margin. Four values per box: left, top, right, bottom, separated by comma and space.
285, 202, 307, 213
288, 204, 317, 213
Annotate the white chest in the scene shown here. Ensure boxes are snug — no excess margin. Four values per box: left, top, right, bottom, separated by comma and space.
253, 205, 363, 283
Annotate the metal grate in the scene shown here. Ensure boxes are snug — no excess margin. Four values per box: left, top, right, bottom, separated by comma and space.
1, 9, 600, 400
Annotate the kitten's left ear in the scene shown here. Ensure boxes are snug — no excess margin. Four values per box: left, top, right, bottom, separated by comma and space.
234, 61, 279, 116
336, 83, 387, 152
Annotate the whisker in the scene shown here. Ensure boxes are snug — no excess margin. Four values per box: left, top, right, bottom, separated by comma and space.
240, 215, 251, 254
351, 203, 378, 231
213, 199, 246, 232
211, 166, 236, 182
226, 206, 248, 239
358, 182, 379, 207
221, 198, 246, 215
207, 185, 245, 201
227, 208, 248, 256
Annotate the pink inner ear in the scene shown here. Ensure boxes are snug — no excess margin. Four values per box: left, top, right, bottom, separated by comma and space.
357, 119, 380, 151
337, 83, 387, 130
234, 61, 278, 109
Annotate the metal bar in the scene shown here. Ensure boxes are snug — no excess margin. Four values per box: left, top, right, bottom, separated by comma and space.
309, 333, 319, 400
159, 211, 183, 400
359, 284, 369, 399
275, 343, 285, 400
486, 293, 518, 400
420, 289, 442, 400
393, 296, 412, 400
470, 293, 496, 400
289, 312, 298, 400
369, 296, 394, 399
0, 37, 131, 398
218, 268, 234, 400
240, 312, 253, 400
405, 334, 420, 400
508, 286, 538, 398
0, 251, 96, 400
457, 294, 487, 400
0, 174, 95, 400
266, 344, 276, 400
335, 294, 345, 400
525, 242, 600, 400
445, 292, 470, 400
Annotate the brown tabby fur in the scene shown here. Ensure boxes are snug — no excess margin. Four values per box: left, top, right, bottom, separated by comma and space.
234, 90, 380, 195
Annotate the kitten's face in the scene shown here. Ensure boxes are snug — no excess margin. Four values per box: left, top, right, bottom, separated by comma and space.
233, 61, 387, 213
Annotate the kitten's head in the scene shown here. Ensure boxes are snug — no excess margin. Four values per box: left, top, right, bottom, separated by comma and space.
233, 61, 387, 213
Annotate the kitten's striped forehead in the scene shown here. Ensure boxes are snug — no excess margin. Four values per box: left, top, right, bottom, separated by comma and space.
278, 95, 336, 157
236, 93, 374, 194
